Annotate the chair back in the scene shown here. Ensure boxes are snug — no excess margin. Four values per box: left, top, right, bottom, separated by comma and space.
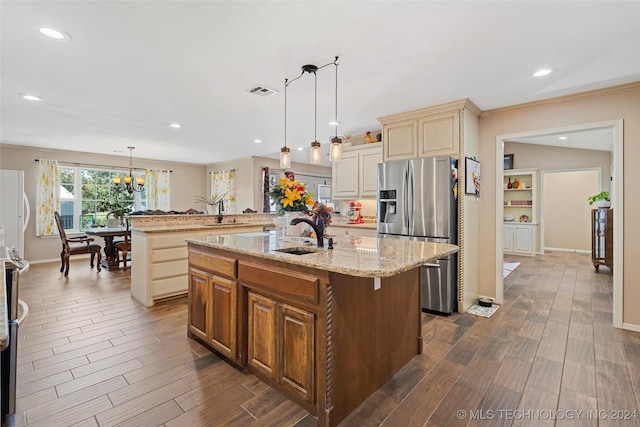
54, 211, 68, 244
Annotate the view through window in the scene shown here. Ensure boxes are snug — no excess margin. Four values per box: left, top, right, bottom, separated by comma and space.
60, 167, 146, 231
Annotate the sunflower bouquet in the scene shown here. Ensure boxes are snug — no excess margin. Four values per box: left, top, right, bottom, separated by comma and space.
268, 177, 315, 215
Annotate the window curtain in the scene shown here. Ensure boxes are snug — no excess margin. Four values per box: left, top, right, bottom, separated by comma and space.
145, 169, 170, 210
211, 169, 236, 213
36, 159, 60, 236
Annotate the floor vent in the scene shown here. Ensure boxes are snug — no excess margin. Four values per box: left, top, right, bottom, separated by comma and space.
247, 85, 278, 97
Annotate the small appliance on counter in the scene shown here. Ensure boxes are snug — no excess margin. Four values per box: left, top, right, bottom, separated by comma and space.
347, 201, 364, 224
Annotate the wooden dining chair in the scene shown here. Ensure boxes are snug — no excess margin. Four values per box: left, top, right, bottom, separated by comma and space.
114, 218, 131, 271
54, 211, 102, 276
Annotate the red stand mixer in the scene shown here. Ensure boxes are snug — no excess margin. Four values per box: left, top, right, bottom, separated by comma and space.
347, 201, 364, 224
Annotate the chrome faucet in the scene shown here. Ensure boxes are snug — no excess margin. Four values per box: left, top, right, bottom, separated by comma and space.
290, 216, 325, 248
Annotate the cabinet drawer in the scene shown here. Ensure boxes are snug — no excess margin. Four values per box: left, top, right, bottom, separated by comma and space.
239, 262, 318, 303
152, 259, 188, 280
153, 275, 187, 298
152, 247, 188, 263
150, 234, 190, 249
189, 250, 237, 279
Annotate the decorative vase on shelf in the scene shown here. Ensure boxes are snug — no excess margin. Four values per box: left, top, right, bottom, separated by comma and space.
507, 178, 512, 189
273, 215, 288, 237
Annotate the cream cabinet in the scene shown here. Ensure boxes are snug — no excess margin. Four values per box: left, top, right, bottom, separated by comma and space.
332, 143, 382, 199
131, 224, 263, 307
379, 102, 468, 161
503, 223, 537, 256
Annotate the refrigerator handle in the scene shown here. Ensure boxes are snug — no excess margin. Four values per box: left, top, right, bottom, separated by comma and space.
404, 166, 410, 228
23, 191, 30, 233
408, 164, 414, 230
423, 263, 440, 268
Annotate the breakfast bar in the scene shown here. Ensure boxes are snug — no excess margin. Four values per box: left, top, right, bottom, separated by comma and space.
186, 231, 458, 426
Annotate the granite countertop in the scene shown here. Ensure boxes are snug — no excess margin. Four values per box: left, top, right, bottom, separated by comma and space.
1, 261, 8, 351
186, 231, 458, 278
131, 222, 272, 233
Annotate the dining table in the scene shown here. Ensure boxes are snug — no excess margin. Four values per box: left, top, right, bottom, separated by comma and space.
85, 226, 130, 270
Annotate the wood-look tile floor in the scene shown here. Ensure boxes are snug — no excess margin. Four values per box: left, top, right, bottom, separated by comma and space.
8, 252, 640, 426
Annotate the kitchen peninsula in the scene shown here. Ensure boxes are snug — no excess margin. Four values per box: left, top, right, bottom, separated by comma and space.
186, 232, 458, 426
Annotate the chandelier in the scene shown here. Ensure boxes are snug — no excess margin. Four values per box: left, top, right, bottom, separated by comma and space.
280, 56, 340, 168
113, 146, 145, 193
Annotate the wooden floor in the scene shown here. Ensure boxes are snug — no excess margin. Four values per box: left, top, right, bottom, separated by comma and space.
9, 252, 640, 426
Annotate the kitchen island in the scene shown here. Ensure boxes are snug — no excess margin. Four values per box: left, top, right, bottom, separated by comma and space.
186, 231, 458, 426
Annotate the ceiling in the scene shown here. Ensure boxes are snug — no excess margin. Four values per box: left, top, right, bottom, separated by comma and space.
1, 1, 639, 166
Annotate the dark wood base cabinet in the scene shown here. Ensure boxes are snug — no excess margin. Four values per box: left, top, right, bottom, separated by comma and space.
591, 208, 613, 272
187, 242, 422, 427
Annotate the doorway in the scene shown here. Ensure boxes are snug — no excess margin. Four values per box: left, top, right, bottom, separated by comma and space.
495, 119, 624, 328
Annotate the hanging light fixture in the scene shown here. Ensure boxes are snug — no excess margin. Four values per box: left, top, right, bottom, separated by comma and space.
281, 56, 341, 167
280, 78, 291, 169
305, 65, 322, 165
330, 57, 342, 162
113, 146, 145, 193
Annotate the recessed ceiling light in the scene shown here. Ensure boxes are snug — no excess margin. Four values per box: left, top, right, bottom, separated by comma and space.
39, 27, 70, 41
22, 94, 43, 101
253, 139, 262, 143
169, 123, 182, 129
558, 136, 568, 140
297, 147, 304, 151
533, 68, 553, 77
327, 121, 340, 126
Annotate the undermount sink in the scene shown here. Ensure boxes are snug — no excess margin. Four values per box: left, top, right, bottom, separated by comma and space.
273, 247, 318, 256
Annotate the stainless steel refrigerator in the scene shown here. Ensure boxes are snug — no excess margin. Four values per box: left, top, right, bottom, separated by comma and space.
377, 157, 458, 314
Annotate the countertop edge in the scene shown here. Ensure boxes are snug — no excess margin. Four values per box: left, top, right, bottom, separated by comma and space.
131, 222, 272, 233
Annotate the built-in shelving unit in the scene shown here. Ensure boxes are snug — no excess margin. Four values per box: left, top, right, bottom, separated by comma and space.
503, 169, 538, 256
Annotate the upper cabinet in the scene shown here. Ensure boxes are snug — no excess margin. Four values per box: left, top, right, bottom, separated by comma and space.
378, 99, 478, 162
332, 143, 382, 199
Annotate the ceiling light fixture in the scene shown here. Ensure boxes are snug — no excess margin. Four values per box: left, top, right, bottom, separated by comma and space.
22, 94, 43, 102
39, 27, 69, 41
281, 56, 341, 167
533, 68, 552, 77
113, 146, 145, 194
558, 136, 568, 140
169, 123, 182, 129
253, 139, 262, 143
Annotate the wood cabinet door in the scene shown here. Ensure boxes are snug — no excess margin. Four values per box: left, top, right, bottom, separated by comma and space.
359, 146, 382, 197
210, 276, 237, 359
332, 151, 359, 199
383, 119, 418, 161
279, 303, 315, 404
187, 269, 210, 342
418, 110, 459, 157
247, 292, 277, 379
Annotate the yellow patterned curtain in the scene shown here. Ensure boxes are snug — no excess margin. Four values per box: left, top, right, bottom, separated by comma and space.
211, 169, 236, 213
36, 159, 60, 236
145, 169, 170, 210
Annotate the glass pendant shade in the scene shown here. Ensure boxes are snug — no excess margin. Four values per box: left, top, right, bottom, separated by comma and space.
310, 141, 321, 164
330, 136, 342, 162
280, 146, 291, 168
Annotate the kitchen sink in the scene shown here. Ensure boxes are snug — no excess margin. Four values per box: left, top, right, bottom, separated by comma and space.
273, 247, 318, 256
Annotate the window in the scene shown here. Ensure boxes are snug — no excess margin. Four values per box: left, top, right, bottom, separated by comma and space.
59, 167, 146, 232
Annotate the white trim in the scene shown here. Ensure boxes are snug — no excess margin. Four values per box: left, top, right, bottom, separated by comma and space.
622, 323, 640, 333
495, 119, 624, 328
543, 247, 591, 254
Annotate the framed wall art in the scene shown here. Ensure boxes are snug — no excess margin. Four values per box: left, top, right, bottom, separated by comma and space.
504, 154, 514, 170
465, 157, 481, 196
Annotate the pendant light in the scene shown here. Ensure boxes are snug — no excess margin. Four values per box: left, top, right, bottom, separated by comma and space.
113, 146, 145, 193
309, 68, 321, 164
280, 78, 291, 169
330, 57, 342, 162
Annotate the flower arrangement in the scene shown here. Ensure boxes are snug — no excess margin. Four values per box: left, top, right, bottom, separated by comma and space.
311, 202, 333, 227
268, 177, 315, 214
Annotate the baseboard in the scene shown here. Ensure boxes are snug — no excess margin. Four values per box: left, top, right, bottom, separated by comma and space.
622, 323, 640, 333
543, 247, 590, 254
28, 254, 91, 265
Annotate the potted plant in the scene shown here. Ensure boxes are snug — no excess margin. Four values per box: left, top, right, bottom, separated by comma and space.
587, 191, 611, 208
194, 193, 225, 222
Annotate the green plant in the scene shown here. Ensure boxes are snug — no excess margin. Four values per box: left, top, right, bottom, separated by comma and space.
193, 193, 225, 206
587, 191, 610, 205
